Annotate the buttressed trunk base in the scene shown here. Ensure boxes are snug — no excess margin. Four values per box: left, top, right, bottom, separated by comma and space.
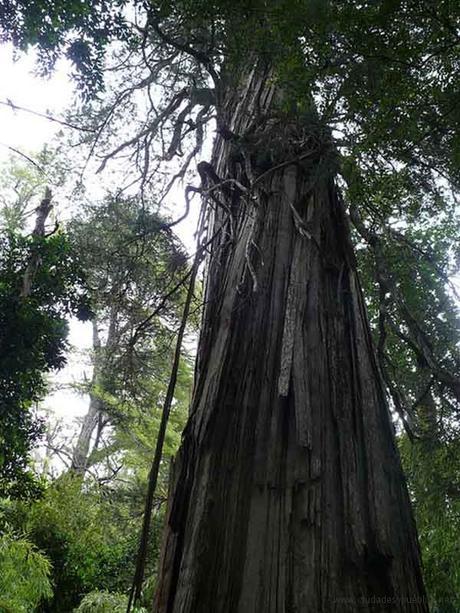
154, 67, 427, 613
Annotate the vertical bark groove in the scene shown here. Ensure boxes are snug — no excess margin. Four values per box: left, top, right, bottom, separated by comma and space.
154, 66, 427, 612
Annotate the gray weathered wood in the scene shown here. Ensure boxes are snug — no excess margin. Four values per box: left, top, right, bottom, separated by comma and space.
154, 64, 427, 613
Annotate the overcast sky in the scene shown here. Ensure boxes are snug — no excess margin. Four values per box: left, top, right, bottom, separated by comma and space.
0, 45, 72, 155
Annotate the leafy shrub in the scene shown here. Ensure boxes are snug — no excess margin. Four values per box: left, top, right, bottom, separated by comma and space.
22, 475, 135, 611
0, 532, 53, 612
74, 590, 147, 613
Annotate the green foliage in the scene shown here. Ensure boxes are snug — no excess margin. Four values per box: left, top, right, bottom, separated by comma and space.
1, 464, 172, 611
74, 590, 146, 613
17, 475, 136, 610
0, 229, 92, 498
68, 194, 190, 364
0, 532, 53, 612
0, 148, 68, 235
400, 437, 460, 612
0, 0, 134, 96
354, 199, 459, 433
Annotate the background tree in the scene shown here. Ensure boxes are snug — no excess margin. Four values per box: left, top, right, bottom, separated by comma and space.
0, 165, 91, 498
64, 195, 193, 480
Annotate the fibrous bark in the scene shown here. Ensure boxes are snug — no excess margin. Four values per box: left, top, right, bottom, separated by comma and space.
154, 65, 427, 613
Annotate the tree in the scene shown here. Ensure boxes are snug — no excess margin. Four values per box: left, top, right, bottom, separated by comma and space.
0, 178, 91, 497
2, 1, 459, 610
64, 196, 192, 479
154, 73, 427, 613
139, 4, 456, 609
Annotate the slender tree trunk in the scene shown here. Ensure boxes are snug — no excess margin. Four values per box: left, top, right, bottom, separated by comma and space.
70, 395, 104, 475
154, 65, 427, 612
70, 319, 105, 475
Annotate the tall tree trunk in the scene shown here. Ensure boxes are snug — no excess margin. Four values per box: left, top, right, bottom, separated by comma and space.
154, 66, 427, 612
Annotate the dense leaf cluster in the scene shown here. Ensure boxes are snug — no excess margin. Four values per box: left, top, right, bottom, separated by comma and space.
0, 0, 134, 95
0, 458, 171, 610
0, 230, 91, 497
0, 530, 53, 612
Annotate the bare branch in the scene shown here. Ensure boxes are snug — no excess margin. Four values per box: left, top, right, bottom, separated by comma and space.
0, 98, 96, 132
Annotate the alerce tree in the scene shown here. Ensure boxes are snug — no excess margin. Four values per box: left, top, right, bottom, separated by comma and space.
2, 1, 459, 611
139, 4, 456, 611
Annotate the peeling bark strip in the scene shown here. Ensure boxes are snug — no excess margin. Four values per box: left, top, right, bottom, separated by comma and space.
278, 271, 297, 398
154, 67, 427, 612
